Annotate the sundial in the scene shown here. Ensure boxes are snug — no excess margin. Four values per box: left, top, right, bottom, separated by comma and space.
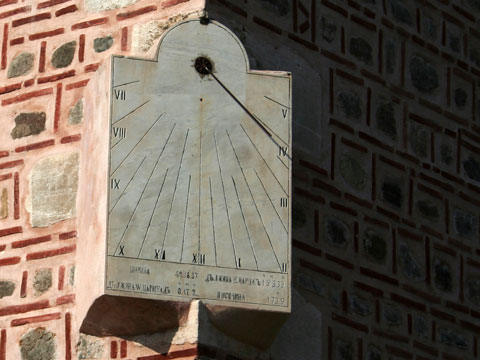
101, 19, 291, 312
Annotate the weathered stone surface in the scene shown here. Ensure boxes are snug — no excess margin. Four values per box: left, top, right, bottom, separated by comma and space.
33, 269, 52, 295
0, 281, 15, 298
350, 295, 370, 316
439, 327, 468, 349
51, 41, 76, 68
454, 209, 475, 238
338, 91, 362, 120
410, 55, 439, 93
463, 156, 480, 181
0, 188, 7, 219
336, 339, 353, 360
423, 16, 437, 40
390, 0, 413, 25
448, 35, 461, 53
409, 123, 428, 158
363, 229, 387, 263
440, 143, 454, 165
30, 152, 79, 227
20, 328, 56, 360
414, 316, 429, 338
68, 99, 84, 125
76, 334, 105, 359
292, 201, 306, 227
258, 0, 289, 16
295, 272, 325, 297
320, 17, 336, 43
349, 37, 373, 65
365, 346, 382, 360
339, 153, 367, 190
433, 258, 453, 292
11, 112, 46, 139
416, 199, 439, 221
399, 242, 423, 281
376, 101, 396, 138
385, 40, 396, 74
454, 88, 467, 108
384, 304, 402, 326
466, 278, 480, 306
93, 36, 113, 53
470, 48, 480, 68
7, 52, 34, 78
467, 0, 480, 10
85, 0, 139, 12
325, 216, 348, 247
69, 266, 75, 286
381, 180, 403, 208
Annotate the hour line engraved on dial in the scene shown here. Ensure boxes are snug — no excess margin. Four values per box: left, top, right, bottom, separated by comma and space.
254, 169, 287, 232
112, 100, 150, 125
209, 177, 218, 267
110, 114, 166, 176
264, 95, 290, 110
226, 130, 282, 272
179, 175, 191, 263
113, 80, 140, 88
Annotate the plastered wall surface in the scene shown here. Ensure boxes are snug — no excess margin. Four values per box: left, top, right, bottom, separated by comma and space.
0, 0, 478, 359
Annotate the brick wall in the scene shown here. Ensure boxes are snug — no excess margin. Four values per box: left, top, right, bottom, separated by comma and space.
206, 0, 480, 359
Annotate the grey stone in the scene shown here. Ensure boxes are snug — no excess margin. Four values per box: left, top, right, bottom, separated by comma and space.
390, 0, 413, 25
454, 88, 467, 108
295, 272, 325, 297
439, 327, 468, 349
468, 0, 480, 10
85, 0, 139, 12
385, 40, 396, 74
423, 16, 437, 40
433, 258, 453, 292
292, 201, 306, 227
440, 143, 453, 165
258, 0, 289, 16
463, 156, 480, 182
399, 242, 424, 281
0, 281, 15, 298
467, 278, 480, 306
51, 41, 76, 68
335, 339, 353, 360
383, 304, 402, 326
20, 328, 56, 360
449, 35, 461, 53
76, 334, 105, 359
409, 123, 428, 158
30, 152, 79, 227
11, 112, 46, 139
68, 99, 84, 125
365, 346, 382, 360
320, 17, 336, 43
349, 37, 373, 65
33, 269, 52, 295
416, 199, 439, 221
325, 216, 348, 247
69, 266, 75, 286
363, 229, 387, 263
414, 316, 429, 338
350, 295, 370, 316
338, 92, 362, 120
339, 153, 367, 191
381, 180, 403, 208
410, 55, 439, 93
454, 209, 476, 238
376, 101, 396, 139
470, 48, 480, 68
93, 36, 113, 53
7, 52, 34, 78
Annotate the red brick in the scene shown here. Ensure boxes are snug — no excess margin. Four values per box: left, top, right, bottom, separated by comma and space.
15, 139, 55, 153
330, 201, 357, 216
312, 179, 341, 196
332, 313, 368, 333
120, 340, 127, 358
55, 4, 77, 16
341, 137, 368, 153
336, 68, 364, 85
1, 23, 7, 70
287, 33, 318, 51
351, 14, 376, 31
0, 299, 49, 317
71, 17, 108, 30
0, 245, 5, 251
25, 79, 37, 87
402, 284, 441, 304
20, 271, 27, 298
0, 329, 5, 360
12, 234, 52, 249
37, 0, 69, 9
292, 239, 322, 257
300, 259, 342, 281
121, 26, 128, 51
322, 0, 348, 17
0, 256, 20, 266
0, 226, 22, 237
360, 267, 399, 285
65, 79, 89, 90
391, 293, 426, 311
78, 33, 85, 62
12, 12, 51, 27
298, 159, 328, 176
353, 281, 384, 297
13, 172, 18, 219
373, 329, 409, 343
111, 341, 118, 358
117, 5, 157, 20
0, 172, 8, 180
329, 118, 354, 134
294, 187, 325, 204
60, 134, 81, 144
325, 253, 354, 269
161, 0, 189, 8
54, 83, 62, 133
0, 82, 21, 95
0, 6, 30, 20
26, 244, 76, 261
59, 230, 76, 240
345, 193, 373, 209
385, 345, 413, 359
39, 41, 46, 72
85, 63, 99, 72
56, 294, 75, 305
29, 27, 64, 40
9, 37, 23, 45
37, 70, 75, 84
2, 88, 53, 106
0, 0, 17, 7
253, 16, 282, 35
11, 312, 61, 326
58, 265, 65, 290
65, 313, 71, 360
